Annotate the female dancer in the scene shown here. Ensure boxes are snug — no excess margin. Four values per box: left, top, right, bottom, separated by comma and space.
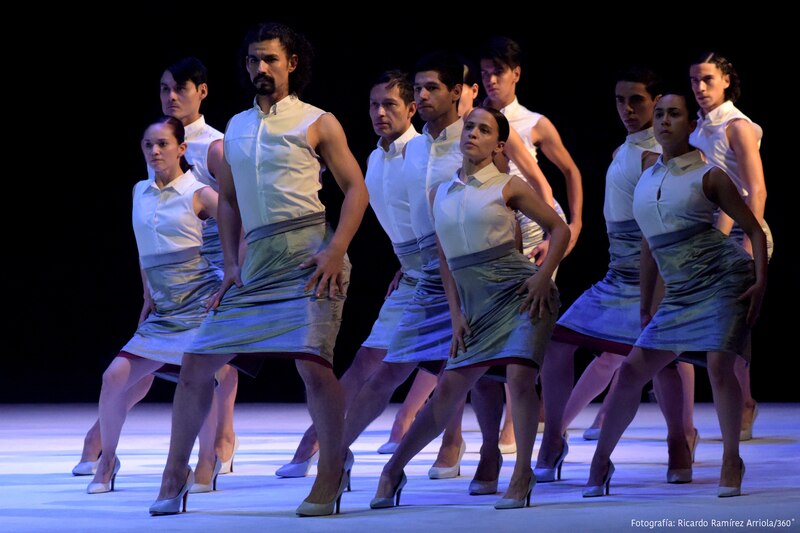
370, 106, 569, 510
85, 116, 223, 494
689, 52, 773, 441
583, 90, 766, 498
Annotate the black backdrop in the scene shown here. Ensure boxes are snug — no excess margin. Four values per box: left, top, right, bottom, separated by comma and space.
12, 12, 790, 403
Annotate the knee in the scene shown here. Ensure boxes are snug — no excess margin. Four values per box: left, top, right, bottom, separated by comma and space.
706, 354, 736, 387
595, 353, 623, 373
349, 347, 384, 381
100, 366, 127, 393
618, 360, 648, 388
296, 359, 335, 390
179, 358, 218, 390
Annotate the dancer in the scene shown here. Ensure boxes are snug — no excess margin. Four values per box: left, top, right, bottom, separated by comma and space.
275, 69, 423, 472
84, 116, 221, 495
150, 22, 368, 517
370, 106, 569, 510
689, 52, 773, 441
584, 89, 766, 499
73, 58, 239, 491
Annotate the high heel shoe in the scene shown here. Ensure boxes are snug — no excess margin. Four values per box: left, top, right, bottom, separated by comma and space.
344, 448, 354, 492
688, 428, 700, 463
72, 454, 100, 476
494, 471, 535, 509
718, 458, 745, 497
583, 461, 615, 497
534, 433, 569, 482
498, 442, 517, 455
296, 467, 350, 516
666, 437, 693, 483
149, 469, 194, 515
582, 427, 601, 441
86, 456, 121, 494
370, 471, 407, 509
275, 450, 319, 478
189, 456, 222, 493
219, 434, 239, 475
469, 452, 503, 495
377, 441, 398, 454
740, 403, 758, 441
428, 439, 466, 479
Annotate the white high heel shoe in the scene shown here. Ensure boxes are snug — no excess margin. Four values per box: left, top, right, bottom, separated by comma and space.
149, 469, 194, 515
189, 457, 222, 493
428, 440, 466, 479
275, 450, 319, 478
377, 441, 398, 454
86, 457, 121, 494
219, 434, 239, 475
296, 467, 350, 516
72, 459, 99, 476
534, 433, 569, 482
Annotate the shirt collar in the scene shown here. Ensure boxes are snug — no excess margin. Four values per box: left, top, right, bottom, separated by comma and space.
453, 163, 501, 187
653, 150, 705, 175
422, 117, 462, 142
500, 97, 521, 115
146, 169, 196, 194
698, 100, 735, 126
254, 94, 299, 117
626, 127, 657, 147
376, 125, 418, 155
183, 116, 207, 140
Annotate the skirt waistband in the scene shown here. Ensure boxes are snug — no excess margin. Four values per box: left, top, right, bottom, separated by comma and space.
648, 223, 712, 249
448, 241, 516, 271
606, 219, 640, 234
245, 212, 326, 245
140, 246, 201, 269
392, 237, 419, 258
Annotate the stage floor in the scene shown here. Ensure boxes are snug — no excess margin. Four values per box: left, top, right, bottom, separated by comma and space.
1, 403, 798, 532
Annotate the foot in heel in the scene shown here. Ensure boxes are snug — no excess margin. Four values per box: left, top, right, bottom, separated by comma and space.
583, 461, 614, 498
370, 471, 407, 509
87, 456, 121, 494
276, 450, 319, 478
190, 457, 222, 493
718, 458, 745, 497
494, 470, 535, 509
534, 433, 569, 482
149, 469, 194, 515
219, 434, 239, 475
428, 440, 466, 479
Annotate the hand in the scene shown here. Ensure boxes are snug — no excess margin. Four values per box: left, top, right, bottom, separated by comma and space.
517, 274, 559, 318
385, 270, 403, 299
300, 245, 346, 299
528, 237, 550, 266
207, 265, 243, 310
566, 220, 582, 257
449, 311, 472, 358
738, 281, 766, 327
138, 296, 155, 325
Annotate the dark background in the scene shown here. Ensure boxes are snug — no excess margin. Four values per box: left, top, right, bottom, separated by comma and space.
12, 12, 791, 404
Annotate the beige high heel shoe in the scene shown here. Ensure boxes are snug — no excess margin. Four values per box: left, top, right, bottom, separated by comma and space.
149, 469, 194, 515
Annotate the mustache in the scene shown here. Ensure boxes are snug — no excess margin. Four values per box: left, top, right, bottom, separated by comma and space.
253, 73, 275, 84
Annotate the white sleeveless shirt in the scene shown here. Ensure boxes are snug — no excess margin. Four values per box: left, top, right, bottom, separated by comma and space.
224, 95, 326, 232
132, 170, 206, 257
604, 128, 661, 223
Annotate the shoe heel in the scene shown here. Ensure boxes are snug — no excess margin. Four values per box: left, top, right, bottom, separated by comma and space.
604, 477, 611, 495
110, 473, 117, 492
335, 493, 342, 514
182, 491, 188, 513
395, 487, 403, 506
346, 469, 352, 492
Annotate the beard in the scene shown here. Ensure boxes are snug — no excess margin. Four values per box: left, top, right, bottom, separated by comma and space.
253, 73, 276, 95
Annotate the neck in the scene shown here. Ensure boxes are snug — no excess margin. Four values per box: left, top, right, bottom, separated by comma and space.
426, 109, 460, 139
461, 156, 492, 177
701, 99, 726, 117
154, 168, 184, 189
257, 91, 290, 112
181, 113, 202, 127
488, 94, 514, 109
379, 129, 405, 151
661, 142, 692, 163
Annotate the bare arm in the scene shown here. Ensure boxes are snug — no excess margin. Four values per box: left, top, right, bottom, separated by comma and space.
704, 167, 767, 326
428, 187, 470, 356
207, 151, 244, 309
306, 113, 370, 297
727, 119, 767, 255
505, 176, 570, 317
639, 237, 658, 327
192, 186, 218, 220
532, 116, 583, 254
502, 128, 555, 207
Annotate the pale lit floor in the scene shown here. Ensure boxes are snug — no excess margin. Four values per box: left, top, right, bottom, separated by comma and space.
1, 403, 798, 532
